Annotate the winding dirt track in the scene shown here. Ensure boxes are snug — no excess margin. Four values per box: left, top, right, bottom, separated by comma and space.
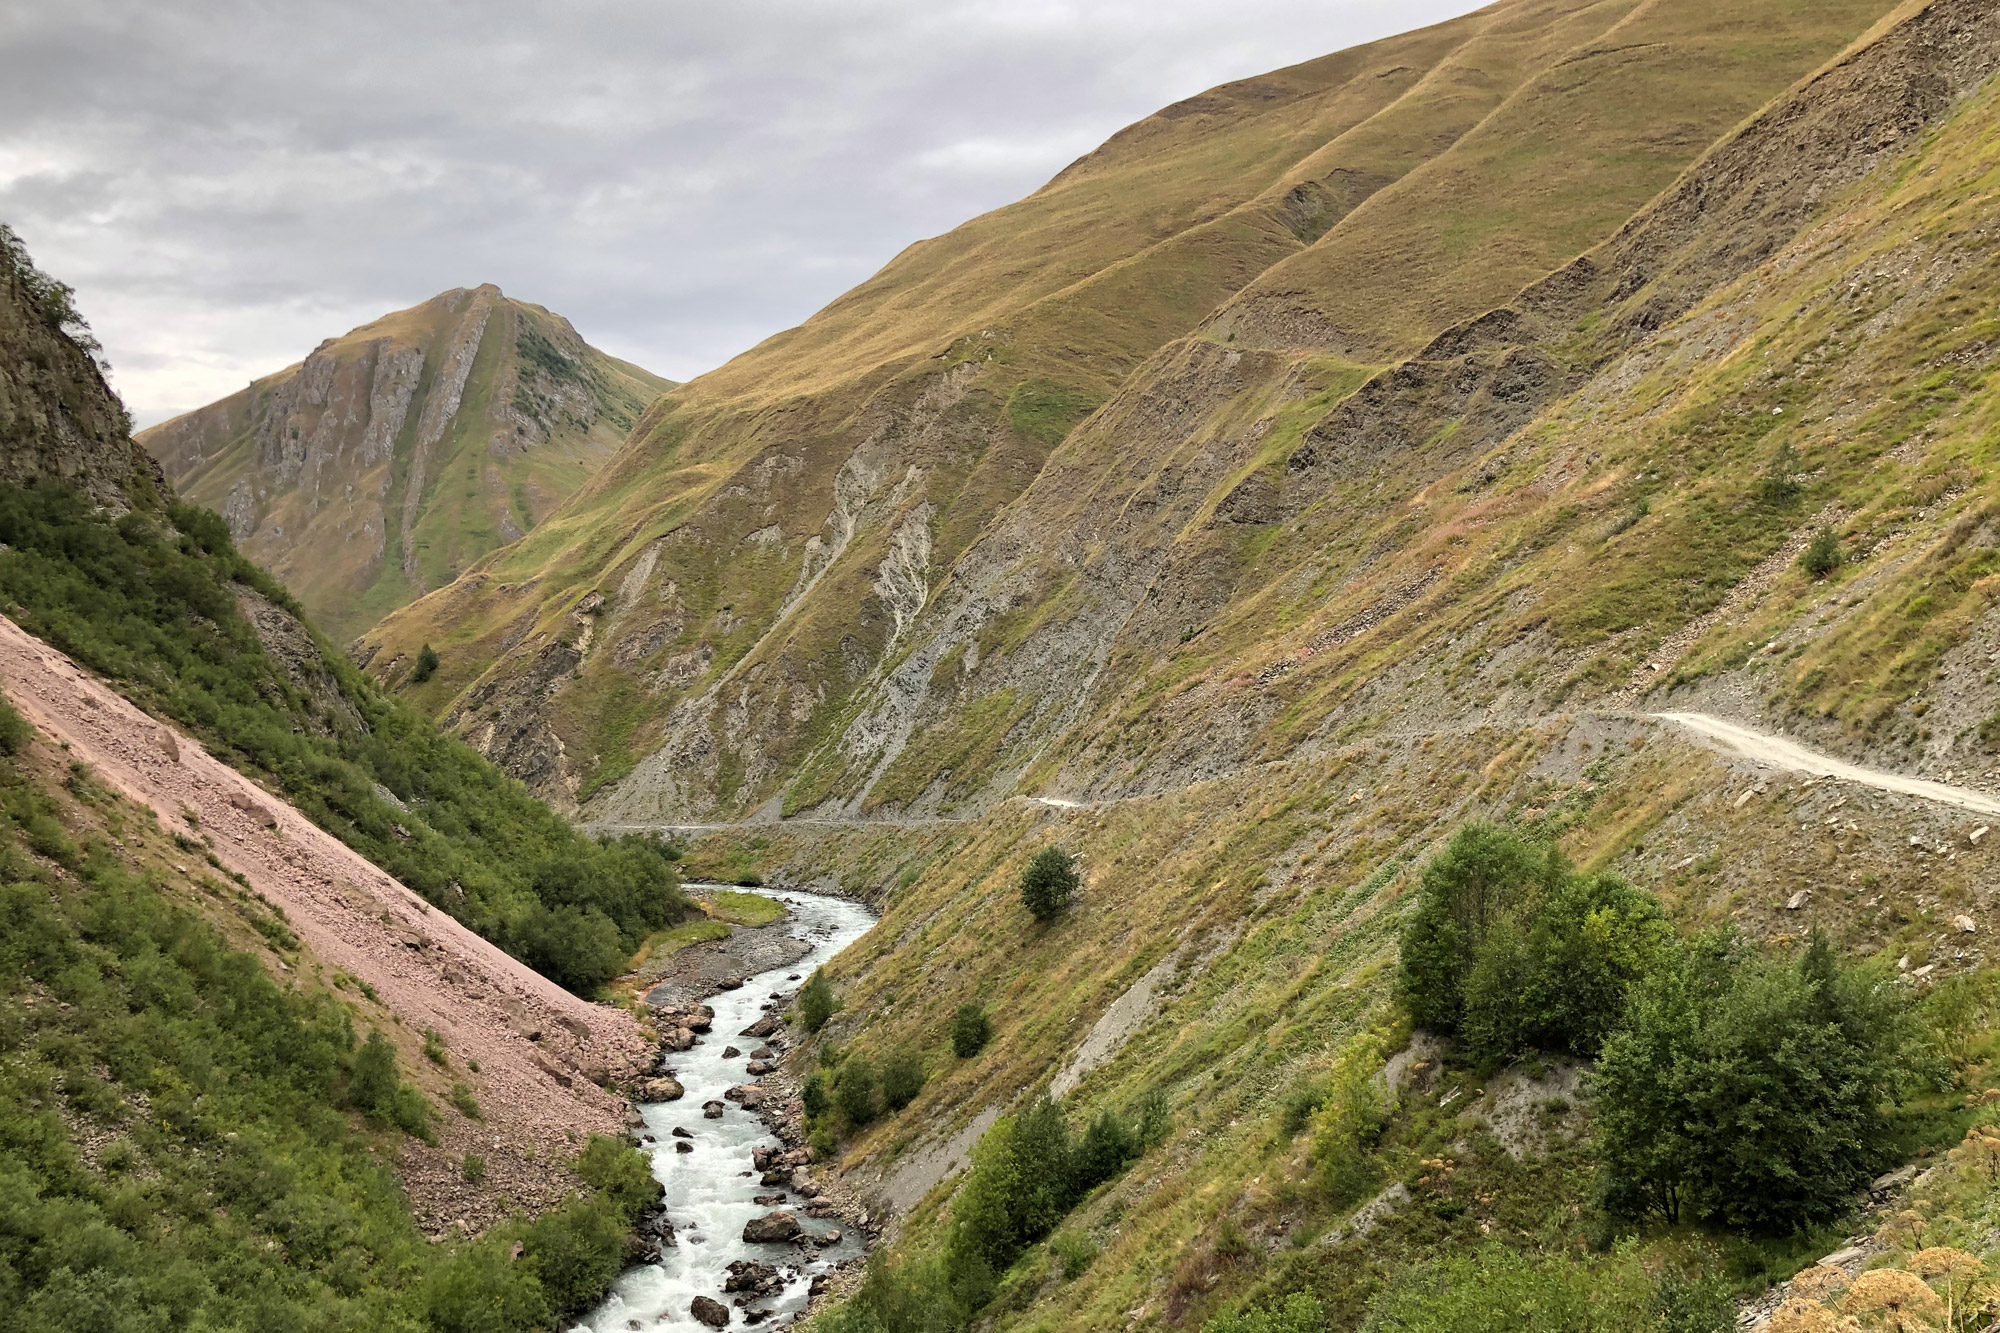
0, 613, 649, 1224
1653, 711, 2000, 818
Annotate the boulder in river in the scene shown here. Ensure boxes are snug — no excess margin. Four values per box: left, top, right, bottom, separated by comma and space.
739, 1014, 780, 1039
741, 1210, 802, 1243
676, 1140, 694, 1154
690, 1295, 730, 1327
636, 1076, 684, 1101
672, 1126, 693, 1139
703, 1100, 725, 1118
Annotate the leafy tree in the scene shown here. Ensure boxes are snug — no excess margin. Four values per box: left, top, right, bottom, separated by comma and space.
1801, 526, 1843, 578
836, 1054, 879, 1126
1019, 846, 1079, 922
798, 969, 838, 1032
412, 642, 441, 683
880, 1048, 925, 1111
951, 1002, 992, 1057
1592, 930, 1919, 1230
1399, 823, 1667, 1060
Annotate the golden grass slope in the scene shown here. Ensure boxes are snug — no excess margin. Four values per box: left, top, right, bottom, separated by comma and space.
363, 0, 1890, 822
142, 286, 671, 642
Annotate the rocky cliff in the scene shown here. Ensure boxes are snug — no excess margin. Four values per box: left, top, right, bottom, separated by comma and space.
0, 225, 165, 510
142, 285, 671, 640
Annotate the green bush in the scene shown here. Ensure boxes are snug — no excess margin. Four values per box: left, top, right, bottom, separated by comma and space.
411, 642, 440, 683
0, 698, 30, 756
1019, 846, 1079, 922
463, 1151, 488, 1184
1754, 442, 1803, 506
1801, 525, 1843, 578
836, 1054, 879, 1127
1203, 1293, 1328, 1333
1592, 930, 1919, 1231
802, 1071, 831, 1120
816, 1092, 1164, 1333
0, 480, 691, 997
798, 970, 838, 1032
1398, 823, 1668, 1060
880, 1048, 925, 1112
951, 1002, 992, 1057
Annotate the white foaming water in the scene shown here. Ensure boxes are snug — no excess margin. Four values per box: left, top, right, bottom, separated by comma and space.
573, 884, 876, 1332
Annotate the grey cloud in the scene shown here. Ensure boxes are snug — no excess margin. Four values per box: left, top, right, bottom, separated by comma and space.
0, 0, 1482, 425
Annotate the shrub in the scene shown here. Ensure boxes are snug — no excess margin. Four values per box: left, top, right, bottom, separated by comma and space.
449, 1082, 482, 1120
1203, 1294, 1328, 1333
0, 698, 31, 756
1801, 526, 1843, 578
1756, 442, 1803, 506
881, 1048, 926, 1112
802, 1071, 831, 1120
1593, 930, 1919, 1231
1311, 1042, 1387, 1206
836, 1055, 879, 1127
411, 643, 440, 683
798, 970, 838, 1032
951, 1002, 992, 1057
1399, 823, 1668, 1060
1020, 846, 1079, 922
462, 1152, 487, 1184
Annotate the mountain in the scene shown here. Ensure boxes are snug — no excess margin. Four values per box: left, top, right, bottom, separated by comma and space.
357, 0, 1899, 816
140, 285, 672, 641
354, 0, 2000, 1328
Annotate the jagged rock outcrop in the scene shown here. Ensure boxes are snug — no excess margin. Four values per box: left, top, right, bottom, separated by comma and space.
0, 227, 165, 511
141, 285, 672, 640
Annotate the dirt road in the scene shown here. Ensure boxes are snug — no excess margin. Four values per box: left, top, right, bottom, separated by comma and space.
1654, 711, 2000, 818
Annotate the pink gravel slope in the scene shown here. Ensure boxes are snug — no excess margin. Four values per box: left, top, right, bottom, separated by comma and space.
0, 613, 651, 1230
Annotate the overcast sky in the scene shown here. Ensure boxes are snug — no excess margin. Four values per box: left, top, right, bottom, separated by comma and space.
2, 0, 1484, 427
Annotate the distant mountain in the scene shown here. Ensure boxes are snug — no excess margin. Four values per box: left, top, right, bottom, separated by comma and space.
140, 285, 672, 640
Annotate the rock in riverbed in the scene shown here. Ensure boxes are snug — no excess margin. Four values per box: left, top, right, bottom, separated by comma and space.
741, 1211, 801, 1243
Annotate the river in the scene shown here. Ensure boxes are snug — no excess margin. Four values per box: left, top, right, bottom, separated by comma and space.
573, 884, 876, 1331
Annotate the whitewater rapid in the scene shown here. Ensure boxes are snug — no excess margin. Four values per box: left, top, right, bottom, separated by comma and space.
573, 884, 876, 1331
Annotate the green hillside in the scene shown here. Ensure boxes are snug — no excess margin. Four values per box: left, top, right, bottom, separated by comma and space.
349, 0, 2000, 1328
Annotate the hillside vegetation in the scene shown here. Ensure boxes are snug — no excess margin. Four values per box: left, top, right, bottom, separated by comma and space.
142, 285, 671, 641
0, 708, 660, 1332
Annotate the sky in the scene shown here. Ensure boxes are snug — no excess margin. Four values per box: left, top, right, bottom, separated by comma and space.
1, 0, 1486, 427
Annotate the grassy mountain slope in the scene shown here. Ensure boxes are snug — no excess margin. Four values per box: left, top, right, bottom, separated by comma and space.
141, 286, 671, 641
659, 2, 2000, 1327
359, 0, 1887, 818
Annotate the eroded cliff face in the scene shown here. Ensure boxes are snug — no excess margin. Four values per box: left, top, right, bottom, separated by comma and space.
0, 229, 165, 511
141, 285, 671, 640
361, 0, 1897, 822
